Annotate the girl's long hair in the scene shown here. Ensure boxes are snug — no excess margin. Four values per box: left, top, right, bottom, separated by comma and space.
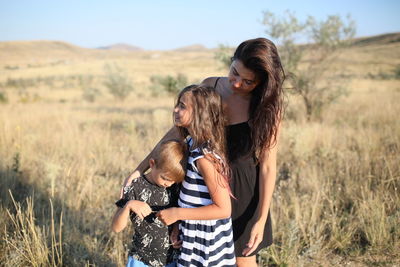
175, 85, 230, 188
233, 38, 285, 159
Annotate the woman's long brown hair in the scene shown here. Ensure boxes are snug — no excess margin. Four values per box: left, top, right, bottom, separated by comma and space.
233, 38, 285, 159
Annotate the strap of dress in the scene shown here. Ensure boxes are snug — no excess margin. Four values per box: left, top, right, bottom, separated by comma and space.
214, 77, 221, 89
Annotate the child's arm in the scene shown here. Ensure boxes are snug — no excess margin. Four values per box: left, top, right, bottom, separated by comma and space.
157, 157, 231, 225
111, 200, 152, 233
119, 127, 181, 198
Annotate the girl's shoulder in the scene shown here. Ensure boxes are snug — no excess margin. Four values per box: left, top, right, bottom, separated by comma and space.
186, 141, 204, 174
187, 137, 204, 158
188, 137, 224, 163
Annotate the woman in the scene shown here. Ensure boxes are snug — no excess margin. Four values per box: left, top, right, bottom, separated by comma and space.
121, 38, 285, 267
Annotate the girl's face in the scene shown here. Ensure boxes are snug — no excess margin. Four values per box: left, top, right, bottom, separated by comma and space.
174, 92, 193, 128
228, 60, 259, 96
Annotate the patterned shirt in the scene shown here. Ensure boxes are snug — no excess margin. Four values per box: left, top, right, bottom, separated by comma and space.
116, 175, 179, 267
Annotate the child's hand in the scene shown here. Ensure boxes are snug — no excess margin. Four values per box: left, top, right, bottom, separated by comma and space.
156, 208, 179, 226
128, 200, 152, 220
170, 223, 182, 249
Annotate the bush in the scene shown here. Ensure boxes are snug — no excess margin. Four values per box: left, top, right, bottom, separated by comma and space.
394, 65, 400, 79
367, 66, 400, 80
4, 65, 19, 70
214, 44, 234, 69
262, 11, 356, 121
150, 73, 188, 96
103, 64, 134, 101
82, 87, 102, 102
0, 91, 8, 104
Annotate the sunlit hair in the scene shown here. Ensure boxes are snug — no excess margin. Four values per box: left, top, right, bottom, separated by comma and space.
175, 85, 230, 188
153, 140, 188, 183
232, 37, 285, 159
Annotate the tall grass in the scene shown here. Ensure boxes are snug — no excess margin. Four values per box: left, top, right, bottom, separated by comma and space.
1, 83, 398, 266
2, 192, 62, 266
1, 43, 399, 266
0, 100, 173, 266
260, 91, 400, 266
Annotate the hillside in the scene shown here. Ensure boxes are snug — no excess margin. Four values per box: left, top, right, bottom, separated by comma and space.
0, 40, 144, 64
352, 32, 400, 46
97, 43, 143, 51
1, 33, 399, 64
174, 44, 208, 51
0, 40, 96, 62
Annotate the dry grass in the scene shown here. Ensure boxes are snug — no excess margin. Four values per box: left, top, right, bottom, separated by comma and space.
0, 38, 399, 266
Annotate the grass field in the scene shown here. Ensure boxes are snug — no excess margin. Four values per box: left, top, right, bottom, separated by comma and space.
0, 34, 399, 266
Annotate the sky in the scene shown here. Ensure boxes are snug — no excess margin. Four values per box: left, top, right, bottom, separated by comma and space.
0, 0, 399, 50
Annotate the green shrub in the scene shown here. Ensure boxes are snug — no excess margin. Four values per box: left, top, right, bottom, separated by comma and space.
394, 65, 400, 79
4, 65, 19, 70
82, 87, 101, 102
261, 11, 355, 121
214, 44, 233, 69
0, 91, 8, 104
367, 69, 399, 80
150, 73, 188, 96
103, 64, 134, 101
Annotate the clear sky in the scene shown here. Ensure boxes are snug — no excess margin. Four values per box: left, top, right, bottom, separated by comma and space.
1, 0, 399, 50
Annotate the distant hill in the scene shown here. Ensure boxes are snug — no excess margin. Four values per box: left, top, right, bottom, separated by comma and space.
174, 44, 208, 51
97, 43, 143, 51
352, 32, 400, 46
1, 33, 399, 63
0, 40, 96, 62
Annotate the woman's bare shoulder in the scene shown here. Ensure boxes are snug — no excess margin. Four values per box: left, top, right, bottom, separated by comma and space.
200, 77, 219, 87
201, 76, 229, 93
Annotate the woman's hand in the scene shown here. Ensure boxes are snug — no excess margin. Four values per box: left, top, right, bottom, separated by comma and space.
242, 220, 265, 256
128, 200, 152, 220
157, 208, 179, 226
119, 170, 141, 198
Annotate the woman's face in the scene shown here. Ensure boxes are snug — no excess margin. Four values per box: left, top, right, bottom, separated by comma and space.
228, 60, 259, 96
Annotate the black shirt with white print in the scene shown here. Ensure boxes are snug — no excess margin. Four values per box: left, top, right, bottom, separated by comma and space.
116, 175, 179, 267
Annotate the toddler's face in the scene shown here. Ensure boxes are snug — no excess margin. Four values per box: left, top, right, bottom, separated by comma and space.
151, 167, 175, 188
173, 92, 193, 128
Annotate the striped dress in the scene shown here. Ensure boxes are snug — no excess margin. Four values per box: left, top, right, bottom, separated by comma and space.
177, 138, 236, 267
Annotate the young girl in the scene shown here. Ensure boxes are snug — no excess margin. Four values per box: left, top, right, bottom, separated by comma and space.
157, 85, 236, 267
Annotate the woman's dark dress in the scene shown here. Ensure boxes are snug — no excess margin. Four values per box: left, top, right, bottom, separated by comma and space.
227, 122, 273, 257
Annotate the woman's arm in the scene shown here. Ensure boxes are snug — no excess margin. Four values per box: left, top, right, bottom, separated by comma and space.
157, 157, 231, 225
119, 126, 181, 198
242, 123, 281, 256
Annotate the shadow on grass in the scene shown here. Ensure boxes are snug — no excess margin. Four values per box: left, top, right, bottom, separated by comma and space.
0, 165, 118, 267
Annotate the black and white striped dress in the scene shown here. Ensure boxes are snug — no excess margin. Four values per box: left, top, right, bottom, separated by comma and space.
177, 138, 236, 267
